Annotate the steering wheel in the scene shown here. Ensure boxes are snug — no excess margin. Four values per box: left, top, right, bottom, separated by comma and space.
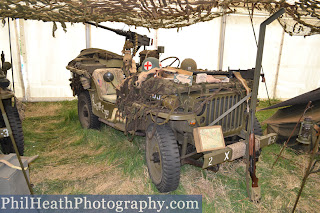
160, 56, 180, 68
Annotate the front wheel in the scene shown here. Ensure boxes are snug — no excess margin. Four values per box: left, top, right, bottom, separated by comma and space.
78, 91, 100, 129
146, 124, 180, 192
0, 102, 24, 155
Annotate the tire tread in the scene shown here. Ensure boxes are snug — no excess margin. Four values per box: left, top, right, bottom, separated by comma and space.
0, 103, 24, 155
78, 91, 100, 129
148, 124, 180, 192
253, 116, 263, 136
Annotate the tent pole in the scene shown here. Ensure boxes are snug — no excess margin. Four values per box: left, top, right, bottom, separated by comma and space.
85, 23, 91, 48
217, 10, 227, 70
273, 27, 285, 99
14, 19, 27, 101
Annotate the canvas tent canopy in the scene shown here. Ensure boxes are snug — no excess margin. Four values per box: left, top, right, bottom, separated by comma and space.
262, 87, 320, 110
263, 88, 320, 140
0, 0, 319, 36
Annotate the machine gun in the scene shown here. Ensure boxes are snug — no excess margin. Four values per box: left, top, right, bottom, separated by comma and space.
192, 68, 255, 79
85, 21, 151, 52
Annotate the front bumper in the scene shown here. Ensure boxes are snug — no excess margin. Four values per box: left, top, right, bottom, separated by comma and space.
202, 133, 277, 169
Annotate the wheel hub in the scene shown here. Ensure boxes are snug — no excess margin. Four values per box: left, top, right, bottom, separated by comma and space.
83, 107, 89, 117
146, 136, 162, 184
79, 100, 90, 128
151, 152, 160, 163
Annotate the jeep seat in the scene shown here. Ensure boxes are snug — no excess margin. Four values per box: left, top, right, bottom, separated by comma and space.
92, 68, 124, 103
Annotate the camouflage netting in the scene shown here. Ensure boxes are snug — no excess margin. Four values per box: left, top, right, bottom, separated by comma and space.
116, 73, 246, 134
0, 1, 319, 36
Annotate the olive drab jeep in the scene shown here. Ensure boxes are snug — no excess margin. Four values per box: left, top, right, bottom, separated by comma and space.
0, 51, 24, 156
67, 21, 278, 195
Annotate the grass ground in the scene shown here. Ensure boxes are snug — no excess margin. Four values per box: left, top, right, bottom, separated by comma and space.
22, 100, 320, 212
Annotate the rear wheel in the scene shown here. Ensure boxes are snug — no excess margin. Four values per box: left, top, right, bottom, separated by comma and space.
78, 91, 100, 129
0, 102, 24, 155
146, 124, 180, 192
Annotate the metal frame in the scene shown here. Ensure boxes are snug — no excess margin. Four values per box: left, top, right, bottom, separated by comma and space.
246, 8, 286, 201
250, 8, 286, 114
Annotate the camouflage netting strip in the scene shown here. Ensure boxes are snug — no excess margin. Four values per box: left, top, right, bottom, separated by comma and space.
0, 1, 319, 36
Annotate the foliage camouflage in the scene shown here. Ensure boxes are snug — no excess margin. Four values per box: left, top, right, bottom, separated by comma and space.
0, 1, 319, 36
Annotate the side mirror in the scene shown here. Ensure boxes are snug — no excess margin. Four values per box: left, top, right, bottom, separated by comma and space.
103, 72, 114, 82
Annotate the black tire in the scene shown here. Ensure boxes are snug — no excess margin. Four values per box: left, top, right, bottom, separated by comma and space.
0, 103, 24, 155
253, 116, 263, 136
146, 124, 180, 192
78, 91, 100, 129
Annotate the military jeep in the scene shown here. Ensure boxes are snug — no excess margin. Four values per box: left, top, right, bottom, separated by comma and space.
0, 51, 24, 156
67, 22, 277, 193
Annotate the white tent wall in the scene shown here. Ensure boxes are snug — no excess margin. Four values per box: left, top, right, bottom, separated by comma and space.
157, 18, 221, 70
275, 34, 320, 99
222, 14, 320, 100
222, 14, 285, 100
0, 15, 319, 101
0, 20, 85, 101
22, 20, 85, 101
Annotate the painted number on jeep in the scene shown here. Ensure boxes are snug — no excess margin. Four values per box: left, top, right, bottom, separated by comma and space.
0, 128, 9, 137
208, 157, 213, 166
151, 94, 161, 100
268, 135, 276, 145
224, 151, 230, 161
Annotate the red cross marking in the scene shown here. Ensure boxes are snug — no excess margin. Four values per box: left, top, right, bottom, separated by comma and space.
144, 61, 152, 70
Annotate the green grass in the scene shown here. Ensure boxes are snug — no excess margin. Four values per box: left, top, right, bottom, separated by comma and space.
256, 99, 281, 131
22, 99, 320, 212
24, 101, 145, 175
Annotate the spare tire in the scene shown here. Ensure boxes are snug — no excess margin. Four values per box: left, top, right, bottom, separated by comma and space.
0, 102, 24, 155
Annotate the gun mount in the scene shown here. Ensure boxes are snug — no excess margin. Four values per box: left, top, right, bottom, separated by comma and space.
86, 22, 151, 52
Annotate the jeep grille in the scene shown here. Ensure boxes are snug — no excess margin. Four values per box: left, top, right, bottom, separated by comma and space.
197, 94, 246, 136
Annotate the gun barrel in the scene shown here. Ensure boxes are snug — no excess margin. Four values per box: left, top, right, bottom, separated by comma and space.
192, 70, 228, 75
85, 22, 150, 47
85, 21, 130, 38
192, 68, 255, 78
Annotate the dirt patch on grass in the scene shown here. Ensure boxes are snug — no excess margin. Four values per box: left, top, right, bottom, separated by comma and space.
31, 163, 109, 183
31, 161, 151, 195
25, 103, 62, 118
181, 167, 225, 203
92, 167, 150, 194
38, 142, 105, 166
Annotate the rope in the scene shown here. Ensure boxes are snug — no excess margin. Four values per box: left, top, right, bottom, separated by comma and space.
247, 3, 272, 106
0, 159, 28, 170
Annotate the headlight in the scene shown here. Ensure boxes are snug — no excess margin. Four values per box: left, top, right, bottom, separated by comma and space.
162, 96, 179, 110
